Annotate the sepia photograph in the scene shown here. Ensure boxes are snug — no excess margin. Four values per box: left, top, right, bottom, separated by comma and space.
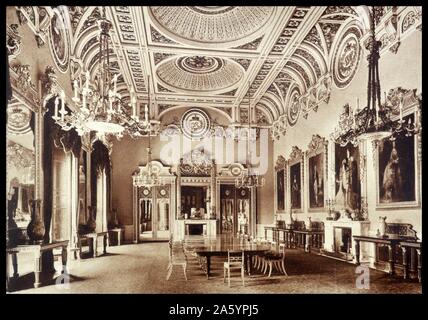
5, 5, 422, 300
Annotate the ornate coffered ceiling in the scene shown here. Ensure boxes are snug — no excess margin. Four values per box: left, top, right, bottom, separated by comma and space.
14, 6, 422, 131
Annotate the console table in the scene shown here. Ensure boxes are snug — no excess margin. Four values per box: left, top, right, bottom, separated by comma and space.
78, 232, 109, 258
6, 240, 69, 289
354, 235, 402, 275
108, 228, 124, 246
399, 240, 422, 282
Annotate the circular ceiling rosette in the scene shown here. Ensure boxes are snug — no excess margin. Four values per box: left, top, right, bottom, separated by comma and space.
156, 55, 244, 94
149, 6, 275, 48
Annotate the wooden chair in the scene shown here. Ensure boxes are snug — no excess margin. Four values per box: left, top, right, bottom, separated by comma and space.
223, 250, 245, 287
262, 242, 288, 277
252, 238, 268, 272
166, 236, 188, 281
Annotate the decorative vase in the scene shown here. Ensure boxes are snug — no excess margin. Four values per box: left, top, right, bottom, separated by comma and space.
307, 217, 312, 231
86, 206, 97, 233
113, 209, 119, 227
27, 199, 45, 244
379, 216, 387, 237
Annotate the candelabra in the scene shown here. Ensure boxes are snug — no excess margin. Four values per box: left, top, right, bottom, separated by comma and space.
235, 84, 265, 189
332, 7, 421, 146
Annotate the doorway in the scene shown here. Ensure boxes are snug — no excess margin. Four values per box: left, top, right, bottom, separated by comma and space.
138, 186, 171, 241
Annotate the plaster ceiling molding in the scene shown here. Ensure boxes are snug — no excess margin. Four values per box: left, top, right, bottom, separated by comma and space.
286, 61, 311, 90
68, 6, 88, 35
270, 7, 311, 54
331, 25, 362, 89
286, 86, 302, 127
321, 6, 358, 22
7, 24, 22, 58
274, 80, 292, 103
148, 6, 275, 48
153, 52, 176, 65
112, 6, 138, 44
260, 94, 281, 123
249, 59, 276, 97
221, 89, 238, 97
294, 48, 322, 79
231, 58, 252, 71
156, 55, 244, 94
48, 7, 71, 73
7, 104, 33, 135
150, 26, 178, 45
157, 83, 175, 93
74, 6, 101, 39
319, 22, 342, 54
255, 104, 273, 126
16, 6, 50, 47
125, 49, 146, 92
401, 9, 422, 34
303, 26, 324, 53
16, 6, 36, 26
232, 36, 264, 50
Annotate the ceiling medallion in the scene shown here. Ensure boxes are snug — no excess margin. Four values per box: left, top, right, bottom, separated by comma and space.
332, 28, 361, 89
181, 108, 211, 140
179, 56, 221, 74
156, 55, 243, 94
48, 8, 70, 73
7, 105, 32, 135
287, 90, 301, 126
148, 6, 275, 48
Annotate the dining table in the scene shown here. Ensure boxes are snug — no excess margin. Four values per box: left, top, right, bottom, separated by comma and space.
184, 234, 271, 279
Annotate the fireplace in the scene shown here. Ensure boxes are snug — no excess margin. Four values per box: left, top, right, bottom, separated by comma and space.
334, 227, 352, 254
322, 219, 370, 263
186, 223, 206, 236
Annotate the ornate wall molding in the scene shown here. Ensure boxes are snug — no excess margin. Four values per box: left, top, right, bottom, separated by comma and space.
179, 149, 214, 177
288, 146, 304, 164
7, 24, 22, 58
16, 6, 50, 47
9, 64, 40, 110
275, 155, 286, 170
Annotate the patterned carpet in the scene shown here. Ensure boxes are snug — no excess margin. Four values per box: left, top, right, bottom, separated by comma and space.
8, 242, 421, 294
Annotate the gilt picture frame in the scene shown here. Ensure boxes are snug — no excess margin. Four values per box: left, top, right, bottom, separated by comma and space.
375, 104, 421, 209
275, 155, 286, 213
306, 135, 328, 211
288, 146, 304, 212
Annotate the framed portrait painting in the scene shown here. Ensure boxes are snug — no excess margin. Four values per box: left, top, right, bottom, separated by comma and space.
275, 156, 286, 213
376, 113, 420, 207
306, 135, 328, 211
334, 142, 360, 214
288, 146, 303, 212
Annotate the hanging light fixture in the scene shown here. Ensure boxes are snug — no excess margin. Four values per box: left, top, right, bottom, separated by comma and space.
332, 6, 421, 146
132, 79, 164, 188
123, 75, 161, 138
235, 84, 265, 189
52, 7, 129, 137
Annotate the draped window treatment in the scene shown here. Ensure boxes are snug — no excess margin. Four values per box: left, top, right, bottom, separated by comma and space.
90, 140, 111, 231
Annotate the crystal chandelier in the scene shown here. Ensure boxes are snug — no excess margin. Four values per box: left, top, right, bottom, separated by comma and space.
235, 85, 265, 189
123, 76, 161, 138
132, 89, 164, 188
52, 8, 128, 137
332, 6, 421, 146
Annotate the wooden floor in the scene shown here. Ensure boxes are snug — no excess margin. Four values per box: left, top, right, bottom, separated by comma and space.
8, 242, 422, 294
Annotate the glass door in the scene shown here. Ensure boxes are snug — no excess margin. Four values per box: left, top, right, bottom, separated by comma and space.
155, 186, 170, 239
220, 185, 235, 234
